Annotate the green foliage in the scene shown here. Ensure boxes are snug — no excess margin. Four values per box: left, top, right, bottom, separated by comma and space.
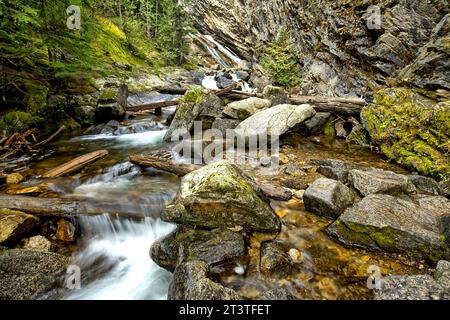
0, 111, 43, 136
260, 30, 303, 88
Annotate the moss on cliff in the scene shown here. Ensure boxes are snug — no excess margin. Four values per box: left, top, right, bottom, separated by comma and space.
361, 88, 450, 180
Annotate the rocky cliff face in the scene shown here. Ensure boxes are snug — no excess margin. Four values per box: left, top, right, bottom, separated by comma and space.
190, 0, 449, 98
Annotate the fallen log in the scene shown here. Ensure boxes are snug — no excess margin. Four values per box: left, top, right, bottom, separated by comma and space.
290, 95, 366, 106
0, 194, 161, 219
42, 150, 109, 178
130, 154, 200, 177
153, 86, 188, 95
307, 102, 364, 115
127, 98, 181, 112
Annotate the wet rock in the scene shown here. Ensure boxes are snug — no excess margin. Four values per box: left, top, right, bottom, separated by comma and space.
95, 84, 128, 123
281, 178, 308, 191
262, 85, 289, 106
408, 175, 441, 196
315, 159, 362, 184
327, 194, 450, 262
283, 164, 305, 177
168, 260, 241, 300
260, 241, 296, 276
21, 236, 53, 252
234, 104, 316, 137
259, 288, 298, 300
163, 161, 281, 233
215, 75, 234, 89
222, 97, 272, 120
235, 70, 250, 81
0, 209, 39, 245
6, 173, 25, 184
151, 227, 246, 272
374, 260, 450, 300
303, 178, 359, 219
348, 169, 410, 196
55, 219, 76, 243
0, 249, 69, 300
259, 183, 293, 201
302, 112, 332, 135
211, 118, 240, 135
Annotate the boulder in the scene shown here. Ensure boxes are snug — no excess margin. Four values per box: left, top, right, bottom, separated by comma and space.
211, 118, 240, 136
235, 71, 250, 81
374, 260, 450, 300
302, 112, 332, 135
74, 106, 96, 124
222, 97, 272, 120
408, 175, 441, 196
315, 159, 362, 183
327, 194, 450, 262
303, 178, 359, 219
262, 85, 290, 106
162, 161, 281, 233
168, 260, 241, 300
95, 84, 128, 123
348, 169, 410, 196
0, 209, 39, 245
234, 104, 316, 137
150, 227, 246, 272
21, 236, 53, 252
0, 249, 69, 300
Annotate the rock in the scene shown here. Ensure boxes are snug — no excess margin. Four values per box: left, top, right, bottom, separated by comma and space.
283, 164, 305, 177
302, 112, 332, 135
74, 105, 96, 124
235, 70, 250, 81
55, 219, 76, 243
408, 175, 441, 196
374, 260, 450, 300
151, 227, 246, 272
262, 85, 289, 106
163, 161, 281, 233
347, 124, 370, 146
315, 159, 362, 184
335, 120, 348, 138
222, 97, 272, 120
259, 288, 298, 300
21, 236, 53, 252
168, 260, 241, 300
260, 241, 297, 276
6, 173, 25, 184
215, 75, 234, 89
348, 169, 410, 196
234, 104, 316, 138
95, 84, 128, 123
281, 178, 308, 190
211, 118, 240, 135
259, 183, 293, 201
0, 209, 39, 245
249, 72, 272, 92
327, 194, 450, 262
303, 178, 359, 219
0, 249, 69, 300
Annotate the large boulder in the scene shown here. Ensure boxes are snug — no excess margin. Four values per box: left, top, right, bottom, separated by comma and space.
168, 260, 241, 300
222, 97, 272, 120
211, 118, 241, 136
162, 161, 281, 233
348, 169, 410, 196
327, 194, 450, 262
234, 104, 316, 137
374, 260, 450, 300
150, 227, 246, 272
0, 209, 39, 245
262, 86, 290, 106
95, 84, 128, 123
303, 178, 359, 219
301, 112, 332, 135
0, 249, 69, 300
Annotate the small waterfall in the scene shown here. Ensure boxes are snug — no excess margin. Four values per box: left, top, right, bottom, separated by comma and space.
202, 75, 220, 90
204, 35, 242, 66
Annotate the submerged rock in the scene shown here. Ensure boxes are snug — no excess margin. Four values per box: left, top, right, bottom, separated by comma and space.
168, 260, 241, 300
6, 173, 25, 185
260, 241, 299, 276
150, 227, 246, 272
303, 178, 359, 219
162, 161, 281, 233
348, 169, 410, 196
0, 209, 39, 245
0, 249, 69, 300
222, 97, 272, 120
327, 194, 450, 262
374, 260, 450, 300
234, 104, 316, 137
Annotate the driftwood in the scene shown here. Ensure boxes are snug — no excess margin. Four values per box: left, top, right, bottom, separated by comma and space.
290, 95, 365, 115
130, 154, 200, 177
42, 150, 109, 178
0, 194, 160, 219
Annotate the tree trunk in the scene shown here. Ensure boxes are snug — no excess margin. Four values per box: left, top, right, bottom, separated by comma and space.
130, 154, 200, 177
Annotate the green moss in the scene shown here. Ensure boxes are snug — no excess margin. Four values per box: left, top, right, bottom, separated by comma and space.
181, 86, 206, 105
0, 111, 43, 136
361, 88, 450, 180
324, 117, 336, 137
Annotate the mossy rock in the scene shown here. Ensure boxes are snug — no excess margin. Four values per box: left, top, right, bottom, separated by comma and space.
0, 111, 43, 137
361, 88, 450, 180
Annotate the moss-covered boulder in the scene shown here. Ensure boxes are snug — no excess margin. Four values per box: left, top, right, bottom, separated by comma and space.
327, 194, 450, 263
162, 161, 281, 233
361, 88, 450, 180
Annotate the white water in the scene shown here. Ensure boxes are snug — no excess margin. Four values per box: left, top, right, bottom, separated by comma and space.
204, 35, 242, 65
202, 75, 220, 90
71, 130, 168, 149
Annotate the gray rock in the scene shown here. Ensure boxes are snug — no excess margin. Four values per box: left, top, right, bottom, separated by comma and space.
150, 227, 246, 272
408, 175, 441, 195
168, 260, 241, 300
222, 97, 272, 120
211, 118, 241, 136
0, 209, 39, 245
259, 183, 293, 201
74, 106, 96, 124
234, 104, 316, 138
327, 194, 450, 262
315, 159, 362, 183
303, 178, 359, 219
0, 249, 69, 300
215, 75, 234, 89
162, 161, 281, 233
374, 260, 450, 300
302, 112, 332, 134
348, 169, 410, 196
260, 241, 295, 276
95, 85, 128, 123
235, 71, 250, 81
262, 85, 290, 106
